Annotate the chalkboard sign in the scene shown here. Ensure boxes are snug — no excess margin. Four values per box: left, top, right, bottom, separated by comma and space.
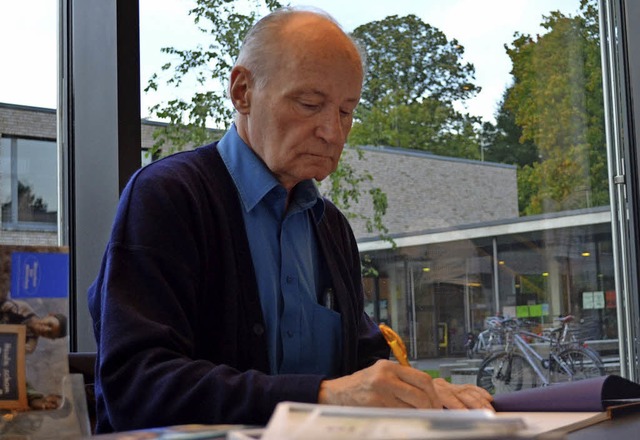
0, 324, 27, 410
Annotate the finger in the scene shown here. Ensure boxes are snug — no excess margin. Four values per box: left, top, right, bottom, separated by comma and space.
456, 384, 494, 407
390, 395, 415, 408
434, 383, 468, 410
454, 389, 494, 410
477, 386, 494, 402
394, 367, 442, 409
436, 382, 495, 410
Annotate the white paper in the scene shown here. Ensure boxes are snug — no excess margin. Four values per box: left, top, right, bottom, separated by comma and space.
259, 402, 525, 440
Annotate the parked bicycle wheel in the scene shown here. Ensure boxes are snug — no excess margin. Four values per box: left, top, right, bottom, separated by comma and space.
551, 347, 605, 383
476, 352, 537, 394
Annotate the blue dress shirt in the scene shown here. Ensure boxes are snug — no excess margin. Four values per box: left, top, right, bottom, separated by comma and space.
218, 126, 342, 377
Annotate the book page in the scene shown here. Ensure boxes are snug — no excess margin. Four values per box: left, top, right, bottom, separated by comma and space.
496, 411, 609, 437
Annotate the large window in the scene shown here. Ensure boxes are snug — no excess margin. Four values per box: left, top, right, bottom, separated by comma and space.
0, 136, 57, 231
0, 0, 627, 384
131, 0, 640, 384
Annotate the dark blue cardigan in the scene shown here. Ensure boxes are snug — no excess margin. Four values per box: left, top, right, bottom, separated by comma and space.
88, 142, 388, 433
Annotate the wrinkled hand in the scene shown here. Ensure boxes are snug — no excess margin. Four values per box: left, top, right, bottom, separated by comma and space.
318, 359, 493, 410
433, 378, 494, 410
319, 359, 441, 408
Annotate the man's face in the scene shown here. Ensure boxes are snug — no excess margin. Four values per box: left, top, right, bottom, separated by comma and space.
235, 18, 363, 191
31, 314, 62, 339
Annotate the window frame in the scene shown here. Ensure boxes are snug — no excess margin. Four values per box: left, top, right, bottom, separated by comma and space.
61, 0, 140, 351
598, 0, 640, 381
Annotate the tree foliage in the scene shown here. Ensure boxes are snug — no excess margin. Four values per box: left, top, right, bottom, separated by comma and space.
481, 89, 539, 168
349, 94, 481, 159
504, 0, 606, 215
351, 15, 479, 110
1, 181, 51, 222
348, 15, 481, 157
325, 148, 391, 243
145, 0, 283, 153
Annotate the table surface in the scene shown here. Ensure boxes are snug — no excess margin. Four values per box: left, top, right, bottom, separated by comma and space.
85, 409, 640, 439
567, 411, 640, 439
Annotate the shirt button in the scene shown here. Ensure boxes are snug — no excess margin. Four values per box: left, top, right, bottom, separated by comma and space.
286, 276, 294, 284
252, 323, 264, 336
287, 330, 294, 338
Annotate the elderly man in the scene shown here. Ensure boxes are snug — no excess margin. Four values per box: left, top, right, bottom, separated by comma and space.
88, 6, 492, 433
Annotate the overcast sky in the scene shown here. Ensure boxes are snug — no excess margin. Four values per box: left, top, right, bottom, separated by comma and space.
0, 0, 581, 124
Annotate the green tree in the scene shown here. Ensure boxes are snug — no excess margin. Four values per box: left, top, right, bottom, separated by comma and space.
349, 94, 481, 159
505, 0, 606, 215
481, 89, 539, 167
145, 1, 390, 240
351, 15, 479, 110
348, 15, 481, 157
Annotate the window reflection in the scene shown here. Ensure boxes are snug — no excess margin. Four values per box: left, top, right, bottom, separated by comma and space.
0, 137, 57, 231
135, 0, 618, 388
363, 208, 617, 377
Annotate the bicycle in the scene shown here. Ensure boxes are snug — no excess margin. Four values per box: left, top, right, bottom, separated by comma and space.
476, 317, 605, 394
467, 316, 504, 359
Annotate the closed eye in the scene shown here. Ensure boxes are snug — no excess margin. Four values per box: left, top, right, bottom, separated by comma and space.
300, 102, 321, 111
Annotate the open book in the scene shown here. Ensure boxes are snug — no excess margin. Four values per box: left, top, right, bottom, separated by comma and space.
492, 374, 640, 412
493, 375, 640, 436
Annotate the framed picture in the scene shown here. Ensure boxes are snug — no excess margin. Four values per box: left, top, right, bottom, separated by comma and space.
0, 324, 28, 410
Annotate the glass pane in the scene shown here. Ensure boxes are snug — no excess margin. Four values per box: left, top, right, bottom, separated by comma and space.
138, 0, 619, 395
15, 138, 58, 224
0, 136, 58, 231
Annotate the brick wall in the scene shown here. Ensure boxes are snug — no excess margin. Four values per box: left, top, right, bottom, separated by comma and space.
0, 230, 57, 246
319, 147, 519, 239
0, 104, 56, 139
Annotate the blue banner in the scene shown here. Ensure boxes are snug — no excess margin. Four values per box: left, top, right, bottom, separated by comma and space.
10, 252, 69, 298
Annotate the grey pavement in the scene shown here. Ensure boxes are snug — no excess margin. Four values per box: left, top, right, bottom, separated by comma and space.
409, 357, 473, 372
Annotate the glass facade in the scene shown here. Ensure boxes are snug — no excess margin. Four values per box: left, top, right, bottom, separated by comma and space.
362, 208, 615, 366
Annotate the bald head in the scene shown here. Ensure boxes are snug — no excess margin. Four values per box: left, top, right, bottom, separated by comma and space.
233, 7, 364, 90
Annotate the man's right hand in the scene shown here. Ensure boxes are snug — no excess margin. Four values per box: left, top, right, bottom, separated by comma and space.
318, 359, 494, 410
318, 359, 443, 409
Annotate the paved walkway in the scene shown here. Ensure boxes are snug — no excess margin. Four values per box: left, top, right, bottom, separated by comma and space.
409, 354, 620, 380
410, 357, 471, 372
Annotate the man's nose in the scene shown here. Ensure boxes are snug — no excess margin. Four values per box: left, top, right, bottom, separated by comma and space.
316, 109, 344, 144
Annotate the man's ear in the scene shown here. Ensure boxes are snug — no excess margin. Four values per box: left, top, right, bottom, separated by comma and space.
230, 66, 252, 114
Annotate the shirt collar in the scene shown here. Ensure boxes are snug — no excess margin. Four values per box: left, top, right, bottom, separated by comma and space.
218, 125, 325, 222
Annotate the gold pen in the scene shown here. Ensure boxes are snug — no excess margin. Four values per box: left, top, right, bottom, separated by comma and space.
379, 323, 410, 367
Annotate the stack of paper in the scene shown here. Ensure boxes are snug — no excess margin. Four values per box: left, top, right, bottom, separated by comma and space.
230, 402, 525, 440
